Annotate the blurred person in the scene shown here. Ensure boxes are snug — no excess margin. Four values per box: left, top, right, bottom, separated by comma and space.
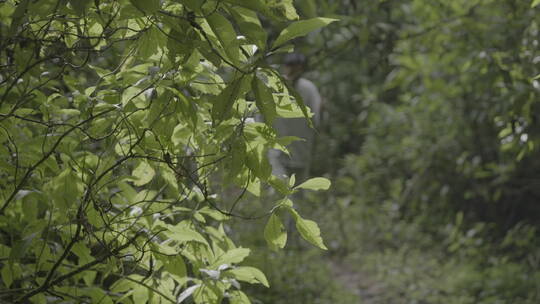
269, 52, 322, 181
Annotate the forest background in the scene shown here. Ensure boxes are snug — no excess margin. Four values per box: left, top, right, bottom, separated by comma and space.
1, 0, 540, 303
271, 0, 540, 303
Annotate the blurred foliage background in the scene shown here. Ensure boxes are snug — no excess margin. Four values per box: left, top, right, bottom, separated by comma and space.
239, 0, 540, 303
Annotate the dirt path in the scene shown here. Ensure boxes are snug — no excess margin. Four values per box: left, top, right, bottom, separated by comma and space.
330, 259, 385, 303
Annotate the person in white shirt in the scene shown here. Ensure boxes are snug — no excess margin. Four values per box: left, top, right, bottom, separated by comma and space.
270, 53, 323, 180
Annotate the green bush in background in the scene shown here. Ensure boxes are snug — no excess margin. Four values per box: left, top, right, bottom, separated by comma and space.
241, 0, 540, 303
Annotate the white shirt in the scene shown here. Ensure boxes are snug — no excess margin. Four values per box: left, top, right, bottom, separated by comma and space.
270, 77, 322, 176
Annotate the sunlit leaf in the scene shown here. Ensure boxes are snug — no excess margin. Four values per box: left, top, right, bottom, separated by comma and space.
264, 214, 287, 250
211, 247, 251, 268
225, 266, 269, 287
287, 208, 327, 250
132, 161, 155, 186
167, 226, 210, 247
295, 177, 331, 191
177, 284, 201, 303
229, 290, 252, 304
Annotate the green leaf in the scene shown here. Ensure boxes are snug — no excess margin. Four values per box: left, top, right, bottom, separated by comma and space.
121, 87, 145, 107
227, 139, 246, 181
72, 242, 93, 265
88, 288, 114, 304
137, 27, 159, 59
264, 214, 287, 250
130, 0, 160, 14
207, 12, 240, 65
253, 76, 277, 125
226, 266, 269, 287
177, 284, 201, 303
267, 0, 299, 20
247, 174, 261, 196
272, 17, 338, 49
172, 123, 191, 147
132, 285, 148, 303
295, 217, 327, 250
1, 265, 13, 288
231, 7, 267, 49
212, 74, 252, 125
160, 164, 179, 193
29, 293, 46, 304
268, 175, 292, 195
229, 290, 251, 304
532, 0, 540, 7
211, 247, 250, 268
89, 22, 103, 37
163, 256, 187, 278
167, 226, 209, 246
51, 169, 82, 210
287, 208, 327, 250
295, 177, 331, 191
111, 279, 132, 293
0, 2, 15, 20
277, 198, 293, 208
246, 145, 272, 181
288, 174, 296, 187
296, 0, 317, 18
132, 161, 155, 186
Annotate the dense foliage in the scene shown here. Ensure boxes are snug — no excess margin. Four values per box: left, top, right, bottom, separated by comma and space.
0, 1, 334, 303
3, 0, 540, 303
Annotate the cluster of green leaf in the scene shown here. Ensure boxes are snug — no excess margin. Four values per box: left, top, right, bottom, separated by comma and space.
0, 0, 336, 303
